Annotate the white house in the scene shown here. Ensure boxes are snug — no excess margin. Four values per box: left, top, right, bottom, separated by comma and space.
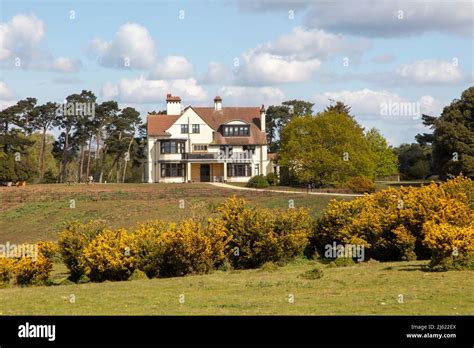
146, 94, 273, 183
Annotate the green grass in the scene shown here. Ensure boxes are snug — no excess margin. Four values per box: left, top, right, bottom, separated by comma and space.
0, 259, 472, 315
0, 183, 340, 243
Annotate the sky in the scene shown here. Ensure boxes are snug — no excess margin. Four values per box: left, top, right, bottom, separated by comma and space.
1, 0, 473, 145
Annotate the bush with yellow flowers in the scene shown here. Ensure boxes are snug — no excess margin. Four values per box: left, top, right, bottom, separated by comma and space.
218, 196, 313, 268
58, 220, 108, 281
0, 257, 15, 284
81, 228, 138, 282
313, 175, 474, 268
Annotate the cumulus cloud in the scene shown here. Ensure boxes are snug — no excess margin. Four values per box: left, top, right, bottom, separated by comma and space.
0, 14, 45, 65
239, 0, 473, 37
89, 23, 156, 69
49, 57, 82, 73
103, 77, 208, 103
149, 55, 194, 79
237, 53, 321, 85
200, 62, 231, 84
396, 59, 463, 84
0, 81, 17, 110
254, 27, 369, 60
219, 86, 285, 106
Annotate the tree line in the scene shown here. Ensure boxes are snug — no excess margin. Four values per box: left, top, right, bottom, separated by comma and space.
0, 90, 146, 184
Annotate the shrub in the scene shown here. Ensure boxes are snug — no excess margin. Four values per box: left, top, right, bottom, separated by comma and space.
14, 253, 52, 285
134, 218, 232, 278
312, 175, 474, 264
266, 172, 279, 186
0, 257, 15, 284
58, 220, 107, 281
37, 241, 59, 263
218, 196, 313, 269
81, 228, 137, 282
423, 221, 474, 271
156, 219, 232, 277
300, 266, 324, 279
345, 176, 376, 193
246, 175, 269, 188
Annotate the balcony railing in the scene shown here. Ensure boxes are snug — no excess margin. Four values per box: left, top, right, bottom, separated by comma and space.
182, 153, 217, 160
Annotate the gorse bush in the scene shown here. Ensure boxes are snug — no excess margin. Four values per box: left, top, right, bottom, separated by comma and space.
312, 176, 474, 269
246, 175, 269, 188
81, 228, 138, 282
218, 196, 313, 268
344, 176, 376, 193
58, 220, 108, 281
0, 242, 55, 286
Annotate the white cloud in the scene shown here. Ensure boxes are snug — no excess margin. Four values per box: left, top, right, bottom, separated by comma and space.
240, 0, 473, 37
104, 77, 208, 103
0, 81, 17, 110
101, 81, 119, 100
313, 88, 443, 121
0, 14, 45, 65
90, 23, 156, 69
50, 57, 82, 73
396, 59, 462, 84
150, 55, 194, 79
255, 27, 369, 60
200, 62, 231, 84
219, 86, 285, 106
237, 52, 321, 85
371, 53, 395, 64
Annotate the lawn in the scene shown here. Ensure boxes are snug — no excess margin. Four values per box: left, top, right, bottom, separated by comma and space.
0, 183, 341, 243
0, 259, 472, 315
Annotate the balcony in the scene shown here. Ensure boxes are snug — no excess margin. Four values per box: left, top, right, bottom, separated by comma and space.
182, 153, 217, 160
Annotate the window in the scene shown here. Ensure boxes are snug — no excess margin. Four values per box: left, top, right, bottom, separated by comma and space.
219, 145, 233, 158
181, 124, 189, 134
161, 163, 186, 177
243, 145, 256, 155
254, 164, 259, 176
192, 124, 200, 133
223, 125, 250, 137
193, 144, 208, 152
227, 163, 251, 177
160, 140, 186, 154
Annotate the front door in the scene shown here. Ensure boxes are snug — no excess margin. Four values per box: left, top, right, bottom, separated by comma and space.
200, 164, 211, 182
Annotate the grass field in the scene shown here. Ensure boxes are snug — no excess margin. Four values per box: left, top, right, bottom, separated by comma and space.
1, 182, 472, 316
0, 259, 472, 315
0, 183, 340, 243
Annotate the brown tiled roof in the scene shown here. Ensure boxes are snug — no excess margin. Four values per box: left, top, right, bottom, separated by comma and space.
267, 153, 278, 160
191, 107, 266, 145
147, 114, 180, 136
147, 106, 267, 144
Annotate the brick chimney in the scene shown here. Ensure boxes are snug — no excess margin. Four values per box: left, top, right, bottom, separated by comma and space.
214, 96, 222, 111
166, 94, 181, 115
260, 104, 266, 132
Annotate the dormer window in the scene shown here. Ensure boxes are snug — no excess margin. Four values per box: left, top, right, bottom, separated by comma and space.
223, 125, 250, 136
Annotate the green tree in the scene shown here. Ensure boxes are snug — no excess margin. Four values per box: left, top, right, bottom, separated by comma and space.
32, 102, 58, 181
417, 87, 474, 179
366, 128, 399, 177
395, 143, 431, 179
265, 100, 314, 152
280, 111, 376, 186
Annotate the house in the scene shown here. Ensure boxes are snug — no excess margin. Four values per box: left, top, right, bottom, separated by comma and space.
145, 94, 274, 183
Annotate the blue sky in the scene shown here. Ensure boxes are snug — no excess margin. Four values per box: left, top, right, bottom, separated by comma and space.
1, 0, 473, 145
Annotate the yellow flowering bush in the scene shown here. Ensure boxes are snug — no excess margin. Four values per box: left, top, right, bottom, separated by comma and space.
37, 241, 59, 263
58, 220, 107, 281
423, 221, 474, 270
81, 228, 138, 282
218, 196, 313, 268
0, 257, 15, 284
14, 253, 52, 285
313, 176, 474, 265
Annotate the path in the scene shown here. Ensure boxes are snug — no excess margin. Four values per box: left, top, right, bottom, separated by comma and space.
208, 182, 364, 197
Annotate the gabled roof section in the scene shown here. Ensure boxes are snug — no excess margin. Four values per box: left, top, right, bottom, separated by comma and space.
147, 114, 180, 136
190, 107, 262, 130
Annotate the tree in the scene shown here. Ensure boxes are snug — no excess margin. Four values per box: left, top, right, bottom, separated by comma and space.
417, 87, 474, 179
95, 101, 120, 182
280, 110, 376, 186
366, 128, 399, 177
32, 102, 58, 181
325, 100, 353, 116
395, 143, 431, 180
265, 100, 314, 152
